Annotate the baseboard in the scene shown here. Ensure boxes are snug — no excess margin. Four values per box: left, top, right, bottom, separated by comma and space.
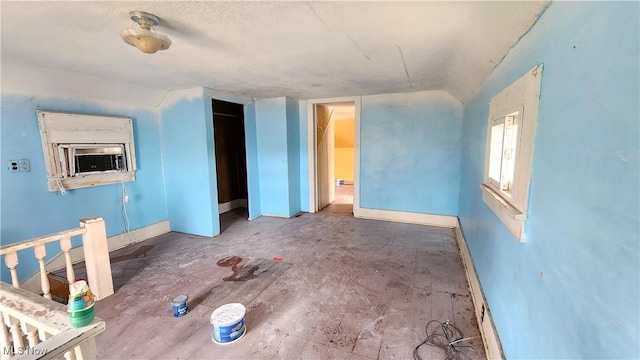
454, 219, 504, 360
21, 220, 171, 293
354, 207, 458, 228
218, 199, 248, 214
260, 213, 296, 219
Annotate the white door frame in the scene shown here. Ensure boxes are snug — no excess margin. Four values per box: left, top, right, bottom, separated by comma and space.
204, 88, 256, 221
307, 96, 361, 214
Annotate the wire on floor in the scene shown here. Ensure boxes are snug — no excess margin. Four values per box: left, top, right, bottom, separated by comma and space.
413, 319, 475, 360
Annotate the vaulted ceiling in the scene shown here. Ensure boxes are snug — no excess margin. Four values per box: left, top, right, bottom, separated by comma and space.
1, 1, 549, 106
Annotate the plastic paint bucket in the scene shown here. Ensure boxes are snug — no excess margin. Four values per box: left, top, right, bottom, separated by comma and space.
171, 294, 189, 317
210, 303, 246, 345
69, 306, 95, 328
69, 303, 95, 328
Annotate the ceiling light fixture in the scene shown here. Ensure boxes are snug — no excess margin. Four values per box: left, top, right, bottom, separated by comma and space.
120, 11, 171, 54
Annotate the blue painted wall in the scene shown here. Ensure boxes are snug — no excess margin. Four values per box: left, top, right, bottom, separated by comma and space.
0, 95, 167, 282
255, 97, 301, 217
360, 91, 463, 216
298, 100, 310, 212
458, 2, 639, 358
160, 89, 220, 237
244, 102, 262, 220
286, 97, 301, 215
256, 97, 290, 217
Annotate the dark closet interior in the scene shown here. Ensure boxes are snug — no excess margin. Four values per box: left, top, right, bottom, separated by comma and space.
212, 99, 248, 209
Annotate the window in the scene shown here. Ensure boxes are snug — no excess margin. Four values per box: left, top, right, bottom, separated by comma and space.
58, 144, 128, 177
487, 111, 519, 196
481, 65, 542, 242
38, 111, 137, 192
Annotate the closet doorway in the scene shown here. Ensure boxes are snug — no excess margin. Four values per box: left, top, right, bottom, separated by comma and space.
212, 99, 248, 225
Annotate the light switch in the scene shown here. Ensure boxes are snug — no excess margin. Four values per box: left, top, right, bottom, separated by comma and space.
20, 159, 31, 172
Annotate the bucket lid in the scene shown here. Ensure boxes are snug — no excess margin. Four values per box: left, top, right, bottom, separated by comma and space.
69, 280, 90, 297
210, 303, 246, 326
171, 294, 188, 305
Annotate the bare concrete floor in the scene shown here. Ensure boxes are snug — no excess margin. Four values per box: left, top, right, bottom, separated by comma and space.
93, 207, 485, 360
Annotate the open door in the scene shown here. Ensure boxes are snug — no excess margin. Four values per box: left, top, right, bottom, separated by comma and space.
308, 97, 360, 214
315, 104, 335, 211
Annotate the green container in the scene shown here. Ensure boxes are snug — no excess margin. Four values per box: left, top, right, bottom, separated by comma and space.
69, 306, 95, 328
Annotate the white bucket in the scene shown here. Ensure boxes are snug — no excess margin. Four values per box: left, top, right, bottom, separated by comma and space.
210, 303, 246, 345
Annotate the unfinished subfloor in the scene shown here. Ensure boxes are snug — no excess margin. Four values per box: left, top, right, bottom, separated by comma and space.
92, 206, 485, 360
321, 183, 354, 215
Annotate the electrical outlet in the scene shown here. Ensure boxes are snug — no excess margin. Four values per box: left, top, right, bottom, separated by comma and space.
124, 195, 130, 203
8, 160, 20, 172
20, 159, 31, 172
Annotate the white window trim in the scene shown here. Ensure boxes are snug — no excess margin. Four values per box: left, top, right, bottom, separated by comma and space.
481, 64, 543, 242
37, 110, 137, 192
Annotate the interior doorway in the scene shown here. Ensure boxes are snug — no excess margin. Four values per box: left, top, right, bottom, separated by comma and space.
212, 99, 248, 229
312, 101, 356, 215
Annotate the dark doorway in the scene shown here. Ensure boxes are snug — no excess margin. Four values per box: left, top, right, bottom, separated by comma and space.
212, 99, 248, 220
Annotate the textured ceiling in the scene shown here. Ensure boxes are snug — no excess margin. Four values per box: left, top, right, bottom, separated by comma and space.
1, 1, 549, 105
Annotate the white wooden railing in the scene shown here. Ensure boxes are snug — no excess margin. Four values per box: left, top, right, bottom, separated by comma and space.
0, 284, 105, 360
0, 217, 114, 359
0, 217, 113, 301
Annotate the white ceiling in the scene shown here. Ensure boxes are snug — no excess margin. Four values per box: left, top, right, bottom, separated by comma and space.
1, 1, 549, 106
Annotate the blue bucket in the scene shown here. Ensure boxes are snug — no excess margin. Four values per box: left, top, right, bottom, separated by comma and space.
171, 294, 188, 317
210, 303, 246, 345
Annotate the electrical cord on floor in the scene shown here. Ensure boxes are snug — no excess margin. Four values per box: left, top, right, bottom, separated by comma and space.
413, 320, 475, 360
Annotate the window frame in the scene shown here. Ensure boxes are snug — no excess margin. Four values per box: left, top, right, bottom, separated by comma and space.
37, 110, 137, 192
486, 108, 522, 197
481, 64, 543, 242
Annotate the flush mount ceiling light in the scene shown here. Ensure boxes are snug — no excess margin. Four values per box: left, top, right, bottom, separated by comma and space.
120, 11, 171, 54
